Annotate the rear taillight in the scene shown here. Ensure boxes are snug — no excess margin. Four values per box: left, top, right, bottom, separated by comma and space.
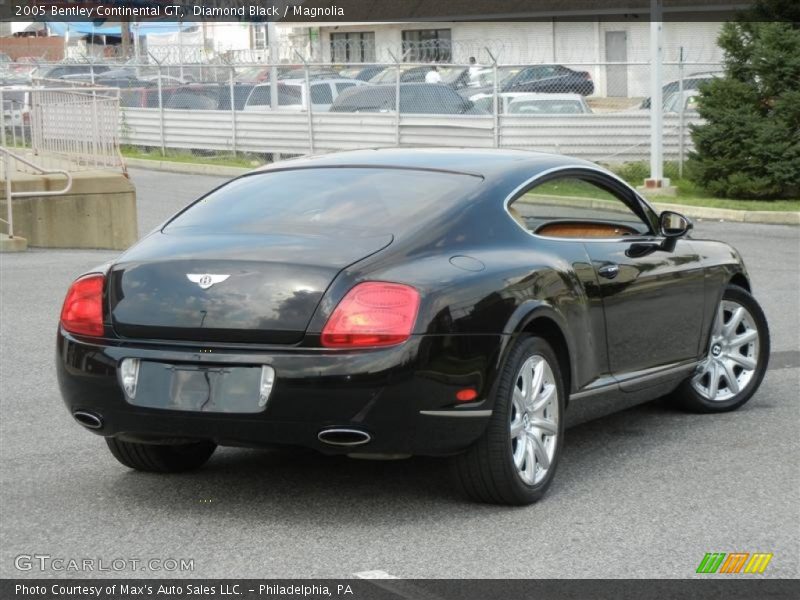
60, 274, 105, 337
321, 282, 420, 348
580, 71, 592, 80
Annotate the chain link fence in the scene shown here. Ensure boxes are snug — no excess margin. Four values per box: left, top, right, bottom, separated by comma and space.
1, 49, 723, 171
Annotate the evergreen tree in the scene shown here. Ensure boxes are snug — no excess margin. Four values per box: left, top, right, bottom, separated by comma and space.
688, 1, 800, 199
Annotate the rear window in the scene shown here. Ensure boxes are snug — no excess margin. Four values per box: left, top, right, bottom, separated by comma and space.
165, 168, 481, 235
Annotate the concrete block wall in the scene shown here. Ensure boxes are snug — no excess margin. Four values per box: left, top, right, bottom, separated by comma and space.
0, 171, 137, 250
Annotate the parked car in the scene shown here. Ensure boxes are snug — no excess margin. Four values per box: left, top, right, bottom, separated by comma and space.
330, 83, 486, 114
369, 65, 471, 89
1, 87, 31, 132
338, 65, 386, 82
234, 65, 340, 84
120, 86, 179, 109
31, 63, 110, 81
508, 93, 592, 115
243, 78, 367, 112
465, 65, 595, 98
164, 85, 224, 110
640, 71, 721, 109
470, 92, 592, 115
56, 148, 770, 505
663, 89, 701, 114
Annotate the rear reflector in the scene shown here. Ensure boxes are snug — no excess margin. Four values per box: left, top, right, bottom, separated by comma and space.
321, 282, 420, 348
60, 274, 105, 337
456, 388, 478, 402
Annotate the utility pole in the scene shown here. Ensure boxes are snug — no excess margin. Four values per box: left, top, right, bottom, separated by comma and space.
645, 0, 670, 192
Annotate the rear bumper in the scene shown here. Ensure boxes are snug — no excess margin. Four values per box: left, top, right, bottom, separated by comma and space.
56, 331, 506, 456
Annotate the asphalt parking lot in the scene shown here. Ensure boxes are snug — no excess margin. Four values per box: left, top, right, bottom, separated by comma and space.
0, 168, 798, 579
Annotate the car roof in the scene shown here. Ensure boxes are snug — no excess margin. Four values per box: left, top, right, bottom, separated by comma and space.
508, 93, 585, 101
253, 78, 362, 87
253, 148, 606, 184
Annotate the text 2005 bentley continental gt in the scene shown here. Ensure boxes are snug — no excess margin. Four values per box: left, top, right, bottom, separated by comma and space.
57, 149, 769, 505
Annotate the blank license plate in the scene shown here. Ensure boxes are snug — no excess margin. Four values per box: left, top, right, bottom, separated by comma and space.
128, 362, 265, 413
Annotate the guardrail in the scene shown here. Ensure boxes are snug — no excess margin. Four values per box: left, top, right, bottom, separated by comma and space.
1, 146, 73, 239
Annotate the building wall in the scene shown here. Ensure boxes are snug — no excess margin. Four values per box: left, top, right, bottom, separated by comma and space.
311, 20, 724, 98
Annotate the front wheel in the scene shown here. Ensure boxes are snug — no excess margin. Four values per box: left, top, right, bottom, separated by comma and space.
673, 284, 770, 413
106, 438, 216, 473
451, 336, 565, 505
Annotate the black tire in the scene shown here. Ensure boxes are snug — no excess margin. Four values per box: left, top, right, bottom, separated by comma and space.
451, 336, 566, 505
672, 284, 770, 413
105, 438, 216, 473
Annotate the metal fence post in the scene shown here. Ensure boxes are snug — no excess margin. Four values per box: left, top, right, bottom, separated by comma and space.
678, 47, 685, 179
649, 0, 665, 185
157, 64, 165, 156
305, 62, 314, 154
0, 89, 5, 148
295, 51, 315, 155
486, 48, 499, 149
229, 66, 237, 156
388, 51, 401, 147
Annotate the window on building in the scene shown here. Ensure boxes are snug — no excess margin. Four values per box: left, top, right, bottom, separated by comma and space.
252, 24, 269, 50
401, 29, 452, 62
330, 32, 376, 63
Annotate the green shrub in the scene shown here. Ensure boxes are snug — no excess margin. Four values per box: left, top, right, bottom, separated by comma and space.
687, 1, 800, 199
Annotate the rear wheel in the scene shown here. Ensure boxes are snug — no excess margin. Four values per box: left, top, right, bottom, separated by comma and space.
452, 336, 565, 505
106, 438, 216, 473
673, 285, 769, 413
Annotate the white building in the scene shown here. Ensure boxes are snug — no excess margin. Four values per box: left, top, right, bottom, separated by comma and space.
282, 20, 726, 97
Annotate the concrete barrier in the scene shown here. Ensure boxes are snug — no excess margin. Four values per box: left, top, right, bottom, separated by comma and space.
0, 170, 137, 250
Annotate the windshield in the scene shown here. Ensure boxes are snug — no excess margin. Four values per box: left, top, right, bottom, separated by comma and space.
165, 168, 481, 235
477, 67, 523, 88
509, 100, 585, 114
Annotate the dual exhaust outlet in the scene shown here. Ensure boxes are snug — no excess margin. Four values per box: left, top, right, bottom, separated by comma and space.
317, 428, 371, 447
73, 410, 103, 430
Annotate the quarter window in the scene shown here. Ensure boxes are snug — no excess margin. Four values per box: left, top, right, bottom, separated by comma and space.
509, 176, 651, 239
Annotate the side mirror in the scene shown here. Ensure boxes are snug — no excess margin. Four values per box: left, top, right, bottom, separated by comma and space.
660, 211, 692, 238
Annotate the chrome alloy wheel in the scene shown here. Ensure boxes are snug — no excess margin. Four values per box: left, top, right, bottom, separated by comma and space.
510, 355, 559, 485
692, 299, 760, 402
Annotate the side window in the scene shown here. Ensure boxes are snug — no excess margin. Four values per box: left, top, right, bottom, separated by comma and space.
508, 176, 651, 239
311, 84, 333, 105
248, 86, 271, 107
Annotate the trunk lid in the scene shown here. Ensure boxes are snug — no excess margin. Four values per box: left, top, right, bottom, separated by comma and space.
109, 230, 392, 344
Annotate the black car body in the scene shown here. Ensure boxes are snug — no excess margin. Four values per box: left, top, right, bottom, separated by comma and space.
465, 65, 595, 99
330, 83, 486, 114
369, 65, 471, 88
57, 149, 769, 504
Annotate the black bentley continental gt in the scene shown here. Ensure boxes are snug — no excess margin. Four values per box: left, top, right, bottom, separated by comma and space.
57, 149, 770, 505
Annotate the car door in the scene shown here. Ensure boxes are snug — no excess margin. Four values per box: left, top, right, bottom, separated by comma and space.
517, 171, 706, 386
310, 82, 334, 111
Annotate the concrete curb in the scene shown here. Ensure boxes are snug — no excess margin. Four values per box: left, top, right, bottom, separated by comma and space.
649, 200, 800, 226
125, 157, 252, 178
125, 158, 800, 226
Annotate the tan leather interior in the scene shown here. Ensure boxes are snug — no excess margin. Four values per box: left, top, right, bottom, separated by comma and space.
535, 221, 639, 239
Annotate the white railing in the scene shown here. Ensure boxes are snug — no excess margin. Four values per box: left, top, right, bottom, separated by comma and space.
1, 147, 72, 239
0, 86, 126, 175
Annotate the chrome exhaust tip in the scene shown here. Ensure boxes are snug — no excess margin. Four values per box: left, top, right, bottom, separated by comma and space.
317, 428, 371, 447
73, 410, 103, 430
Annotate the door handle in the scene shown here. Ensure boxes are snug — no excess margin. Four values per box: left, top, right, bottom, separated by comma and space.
598, 264, 620, 279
